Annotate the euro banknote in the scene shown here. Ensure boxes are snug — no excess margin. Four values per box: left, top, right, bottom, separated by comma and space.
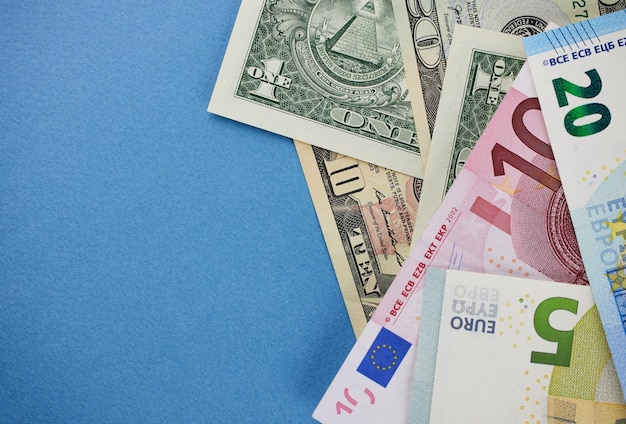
525, 9, 626, 396
294, 141, 421, 337
392, 0, 626, 164
412, 25, 526, 240
410, 268, 625, 423
209, 0, 425, 177
313, 57, 586, 424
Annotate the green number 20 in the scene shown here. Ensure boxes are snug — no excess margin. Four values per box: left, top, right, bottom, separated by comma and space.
530, 297, 578, 367
552, 69, 611, 137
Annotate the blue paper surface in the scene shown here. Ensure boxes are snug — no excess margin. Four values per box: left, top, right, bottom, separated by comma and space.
0, 1, 354, 422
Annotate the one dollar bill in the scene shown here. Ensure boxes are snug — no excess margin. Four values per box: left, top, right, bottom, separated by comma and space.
294, 141, 421, 337
209, 0, 426, 177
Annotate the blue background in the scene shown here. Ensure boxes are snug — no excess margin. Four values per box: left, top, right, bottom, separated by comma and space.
0, 2, 355, 422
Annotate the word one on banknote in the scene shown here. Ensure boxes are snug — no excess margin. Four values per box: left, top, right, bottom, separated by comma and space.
210, 0, 424, 177
240, 1, 418, 146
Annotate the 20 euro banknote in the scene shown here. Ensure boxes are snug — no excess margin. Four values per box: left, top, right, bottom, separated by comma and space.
525, 9, 626, 396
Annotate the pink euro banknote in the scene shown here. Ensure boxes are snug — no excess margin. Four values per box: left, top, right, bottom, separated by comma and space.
313, 63, 587, 423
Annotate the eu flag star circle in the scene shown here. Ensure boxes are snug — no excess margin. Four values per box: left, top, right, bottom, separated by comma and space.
370, 344, 399, 371
357, 328, 411, 387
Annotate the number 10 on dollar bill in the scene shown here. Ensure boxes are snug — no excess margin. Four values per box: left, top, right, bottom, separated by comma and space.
524, 10, 626, 395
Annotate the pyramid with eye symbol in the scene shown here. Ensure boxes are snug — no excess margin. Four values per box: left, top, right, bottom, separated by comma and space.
325, 2, 380, 66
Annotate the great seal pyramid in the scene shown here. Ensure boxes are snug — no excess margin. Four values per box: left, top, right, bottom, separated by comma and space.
325, 2, 380, 66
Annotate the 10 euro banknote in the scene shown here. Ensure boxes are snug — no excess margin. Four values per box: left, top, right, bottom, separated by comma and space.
313, 58, 586, 423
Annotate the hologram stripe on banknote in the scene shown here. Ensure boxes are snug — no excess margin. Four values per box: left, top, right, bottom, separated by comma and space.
209, 0, 426, 177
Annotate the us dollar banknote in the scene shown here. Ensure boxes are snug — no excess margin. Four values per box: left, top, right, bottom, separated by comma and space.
295, 140, 421, 337
209, 0, 427, 178
392, 0, 626, 163
412, 25, 526, 239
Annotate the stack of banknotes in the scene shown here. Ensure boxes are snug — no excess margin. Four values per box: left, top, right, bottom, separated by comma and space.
209, 1, 626, 422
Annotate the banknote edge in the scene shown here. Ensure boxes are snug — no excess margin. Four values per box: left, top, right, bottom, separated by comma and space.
391, 0, 433, 169
293, 140, 368, 337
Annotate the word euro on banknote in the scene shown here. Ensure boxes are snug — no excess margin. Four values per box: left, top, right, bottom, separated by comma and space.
410, 268, 625, 424
313, 60, 586, 424
392, 0, 626, 163
412, 25, 526, 239
294, 141, 421, 337
525, 9, 626, 396
209, 0, 425, 177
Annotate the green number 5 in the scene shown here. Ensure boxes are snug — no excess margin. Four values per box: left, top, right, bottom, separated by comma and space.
530, 297, 578, 367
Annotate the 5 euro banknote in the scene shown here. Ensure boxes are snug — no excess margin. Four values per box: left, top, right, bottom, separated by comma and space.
411, 268, 625, 424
